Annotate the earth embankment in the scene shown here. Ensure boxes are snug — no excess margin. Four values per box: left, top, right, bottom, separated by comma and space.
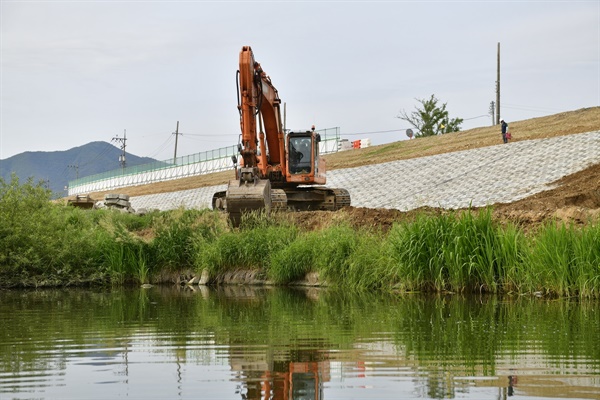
74, 107, 600, 230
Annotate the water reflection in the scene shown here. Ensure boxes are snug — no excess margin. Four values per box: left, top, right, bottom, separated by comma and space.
0, 286, 599, 400
234, 351, 327, 400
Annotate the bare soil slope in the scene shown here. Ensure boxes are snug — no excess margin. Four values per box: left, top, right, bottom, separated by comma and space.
76, 107, 600, 230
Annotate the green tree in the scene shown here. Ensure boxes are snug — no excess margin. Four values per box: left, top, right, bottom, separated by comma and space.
398, 95, 463, 137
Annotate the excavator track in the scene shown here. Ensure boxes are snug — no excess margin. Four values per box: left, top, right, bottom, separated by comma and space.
271, 189, 288, 212
213, 185, 350, 225
282, 187, 351, 211
331, 188, 351, 209
212, 190, 226, 211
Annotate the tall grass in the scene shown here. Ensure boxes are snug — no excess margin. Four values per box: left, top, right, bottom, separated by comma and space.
527, 221, 600, 297
572, 223, 600, 297
493, 223, 528, 294
343, 232, 395, 290
381, 208, 599, 296
96, 215, 150, 285
311, 224, 358, 284
1, 175, 599, 297
269, 232, 319, 283
194, 211, 298, 275
150, 208, 222, 271
135, 248, 149, 284
268, 223, 391, 289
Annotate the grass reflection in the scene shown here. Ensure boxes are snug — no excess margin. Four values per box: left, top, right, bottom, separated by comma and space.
1, 288, 598, 377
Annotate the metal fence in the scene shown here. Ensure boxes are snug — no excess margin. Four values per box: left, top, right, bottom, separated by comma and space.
68, 127, 341, 195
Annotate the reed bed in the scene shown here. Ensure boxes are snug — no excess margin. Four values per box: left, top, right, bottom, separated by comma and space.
1, 176, 599, 297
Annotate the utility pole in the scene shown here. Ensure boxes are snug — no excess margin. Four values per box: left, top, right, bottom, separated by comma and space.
67, 164, 79, 179
173, 121, 181, 165
112, 129, 127, 171
489, 101, 496, 125
495, 42, 501, 125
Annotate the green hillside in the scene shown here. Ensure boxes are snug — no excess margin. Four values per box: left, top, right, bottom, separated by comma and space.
0, 142, 158, 197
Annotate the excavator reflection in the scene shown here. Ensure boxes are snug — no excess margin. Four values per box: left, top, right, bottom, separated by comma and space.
232, 347, 329, 400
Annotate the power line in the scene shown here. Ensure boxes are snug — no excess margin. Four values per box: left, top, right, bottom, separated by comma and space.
462, 114, 489, 121
342, 129, 406, 136
183, 136, 237, 143
182, 133, 238, 137
343, 111, 494, 137
138, 131, 238, 138
148, 134, 174, 159
79, 142, 114, 168
503, 103, 563, 113
142, 129, 238, 158
67, 164, 79, 179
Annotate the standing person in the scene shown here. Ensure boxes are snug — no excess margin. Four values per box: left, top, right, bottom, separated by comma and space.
500, 119, 509, 143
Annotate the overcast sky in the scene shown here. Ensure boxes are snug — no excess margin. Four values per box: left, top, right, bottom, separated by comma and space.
1, 0, 598, 161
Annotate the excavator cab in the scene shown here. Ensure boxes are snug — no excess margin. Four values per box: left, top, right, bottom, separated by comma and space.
288, 135, 313, 174
286, 130, 325, 185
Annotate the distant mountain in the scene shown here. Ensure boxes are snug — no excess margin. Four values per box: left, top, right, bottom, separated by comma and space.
0, 142, 159, 197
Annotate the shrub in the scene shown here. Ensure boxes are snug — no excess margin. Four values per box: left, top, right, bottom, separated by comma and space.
0, 175, 104, 285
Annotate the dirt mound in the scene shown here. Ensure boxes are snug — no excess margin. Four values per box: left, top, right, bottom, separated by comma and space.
491, 162, 600, 228
290, 206, 444, 232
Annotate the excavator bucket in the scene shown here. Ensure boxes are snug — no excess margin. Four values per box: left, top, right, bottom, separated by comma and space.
225, 179, 272, 226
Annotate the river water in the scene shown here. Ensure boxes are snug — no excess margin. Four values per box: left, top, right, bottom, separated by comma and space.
1, 286, 598, 400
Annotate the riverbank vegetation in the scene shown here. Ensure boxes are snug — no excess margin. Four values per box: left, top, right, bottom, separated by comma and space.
1, 176, 599, 297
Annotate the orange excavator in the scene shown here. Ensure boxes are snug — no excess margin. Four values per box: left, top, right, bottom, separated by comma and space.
212, 46, 350, 224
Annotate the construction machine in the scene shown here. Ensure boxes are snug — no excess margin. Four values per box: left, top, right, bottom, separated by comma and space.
67, 194, 96, 209
212, 46, 350, 224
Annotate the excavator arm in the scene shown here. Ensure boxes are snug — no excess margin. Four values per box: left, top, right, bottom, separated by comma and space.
237, 46, 286, 179
237, 47, 258, 170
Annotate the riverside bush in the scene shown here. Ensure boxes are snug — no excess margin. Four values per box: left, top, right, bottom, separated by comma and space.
268, 224, 383, 286
96, 218, 149, 285
572, 223, 600, 297
0, 175, 102, 285
1, 176, 599, 297
312, 224, 358, 282
386, 213, 453, 292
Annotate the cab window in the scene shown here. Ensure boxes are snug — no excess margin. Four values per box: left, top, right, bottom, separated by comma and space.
289, 137, 312, 174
